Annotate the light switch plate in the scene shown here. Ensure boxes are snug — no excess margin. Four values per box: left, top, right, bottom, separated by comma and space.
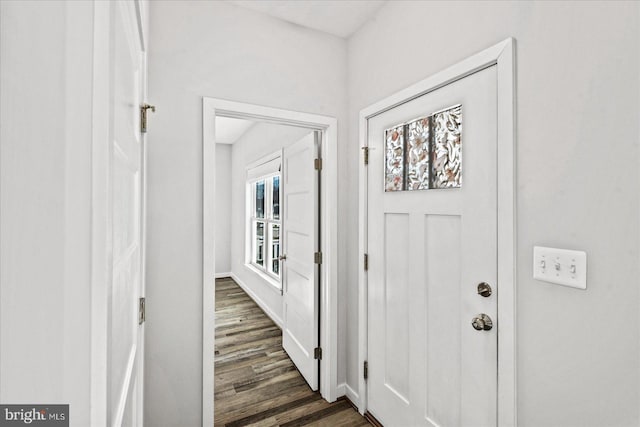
533, 246, 587, 290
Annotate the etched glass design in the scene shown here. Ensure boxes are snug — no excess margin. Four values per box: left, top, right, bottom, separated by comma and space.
385, 125, 405, 192
405, 116, 431, 190
432, 105, 462, 188
383, 104, 461, 191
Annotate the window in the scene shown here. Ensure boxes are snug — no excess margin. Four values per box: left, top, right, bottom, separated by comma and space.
249, 172, 281, 283
385, 104, 462, 191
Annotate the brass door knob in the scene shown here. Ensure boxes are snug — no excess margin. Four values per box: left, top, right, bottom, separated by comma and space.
477, 282, 492, 297
278, 255, 287, 261
471, 314, 493, 331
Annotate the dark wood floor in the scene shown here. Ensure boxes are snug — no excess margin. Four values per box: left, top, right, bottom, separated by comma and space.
215, 277, 369, 427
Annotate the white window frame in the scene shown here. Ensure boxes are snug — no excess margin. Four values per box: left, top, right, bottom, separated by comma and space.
245, 150, 283, 288
248, 173, 281, 283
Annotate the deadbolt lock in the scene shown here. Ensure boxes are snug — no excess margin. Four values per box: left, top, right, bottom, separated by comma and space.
471, 314, 493, 331
477, 282, 492, 297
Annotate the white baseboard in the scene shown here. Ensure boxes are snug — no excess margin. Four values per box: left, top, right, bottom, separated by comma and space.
215, 272, 232, 278
336, 382, 346, 398
230, 272, 283, 328
344, 383, 360, 411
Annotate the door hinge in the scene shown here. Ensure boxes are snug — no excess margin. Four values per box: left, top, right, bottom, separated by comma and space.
314, 347, 322, 360
362, 146, 369, 165
314, 251, 323, 264
314, 158, 323, 171
140, 103, 156, 133
138, 297, 146, 325
364, 360, 368, 380
364, 253, 369, 271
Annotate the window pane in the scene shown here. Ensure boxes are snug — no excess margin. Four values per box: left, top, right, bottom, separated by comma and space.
270, 224, 280, 276
272, 176, 280, 220
255, 221, 265, 266
255, 180, 265, 218
406, 116, 430, 190
385, 125, 405, 192
432, 105, 462, 188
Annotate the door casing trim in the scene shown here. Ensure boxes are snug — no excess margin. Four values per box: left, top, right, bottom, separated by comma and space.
357, 38, 517, 426
202, 97, 339, 427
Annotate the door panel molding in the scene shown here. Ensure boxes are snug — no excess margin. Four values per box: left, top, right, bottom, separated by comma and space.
358, 38, 516, 426
202, 97, 339, 427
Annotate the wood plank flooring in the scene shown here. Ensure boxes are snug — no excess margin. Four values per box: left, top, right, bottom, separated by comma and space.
215, 277, 369, 427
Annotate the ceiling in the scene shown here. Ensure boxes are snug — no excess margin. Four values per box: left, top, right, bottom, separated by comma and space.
226, 0, 386, 38
216, 116, 255, 144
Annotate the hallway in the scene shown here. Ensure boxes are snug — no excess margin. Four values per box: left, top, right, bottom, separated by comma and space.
214, 277, 369, 426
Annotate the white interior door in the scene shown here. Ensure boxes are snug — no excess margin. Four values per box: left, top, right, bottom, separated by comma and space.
367, 66, 498, 426
282, 132, 320, 390
108, 1, 146, 425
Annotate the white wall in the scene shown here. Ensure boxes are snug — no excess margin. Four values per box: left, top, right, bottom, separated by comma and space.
146, 2, 348, 425
215, 144, 232, 275
346, 1, 640, 425
0, 1, 94, 425
229, 123, 312, 325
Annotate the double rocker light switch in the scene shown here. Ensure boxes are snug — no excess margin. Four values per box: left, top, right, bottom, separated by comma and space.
533, 246, 587, 290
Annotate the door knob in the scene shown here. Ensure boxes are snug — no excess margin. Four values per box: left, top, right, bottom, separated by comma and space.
471, 314, 493, 331
278, 255, 287, 261
477, 282, 492, 297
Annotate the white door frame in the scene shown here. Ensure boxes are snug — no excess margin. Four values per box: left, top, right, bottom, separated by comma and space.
202, 97, 339, 427
357, 38, 517, 425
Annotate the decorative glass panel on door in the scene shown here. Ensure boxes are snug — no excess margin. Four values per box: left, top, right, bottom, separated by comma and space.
270, 224, 280, 276
432, 105, 462, 188
255, 221, 265, 266
255, 180, 265, 218
272, 176, 280, 220
405, 116, 431, 190
383, 104, 462, 191
385, 125, 405, 191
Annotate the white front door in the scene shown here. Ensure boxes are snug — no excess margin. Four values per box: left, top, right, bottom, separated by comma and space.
108, 1, 147, 425
282, 132, 320, 390
367, 66, 498, 426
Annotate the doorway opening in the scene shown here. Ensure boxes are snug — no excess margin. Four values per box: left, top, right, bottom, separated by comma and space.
202, 98, 339, 426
